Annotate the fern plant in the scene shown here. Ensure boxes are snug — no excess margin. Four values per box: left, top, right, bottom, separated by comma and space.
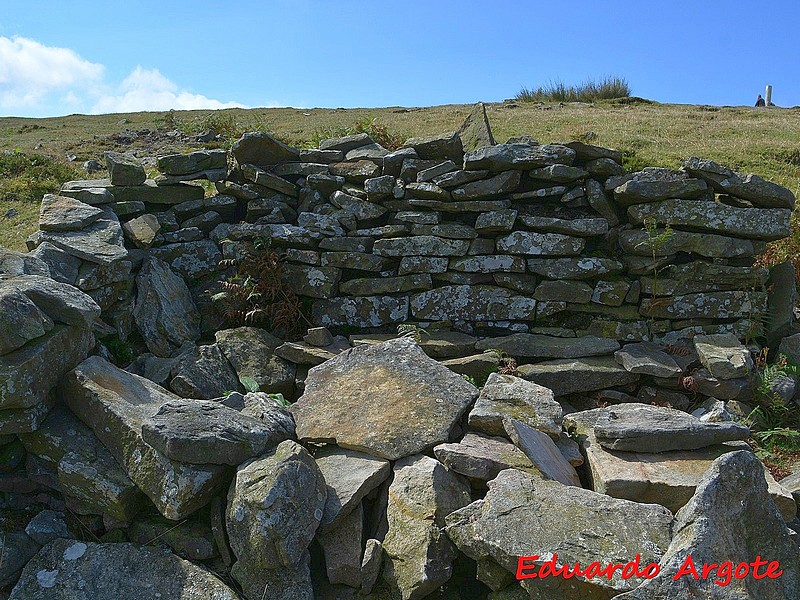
213, 236, 308, 337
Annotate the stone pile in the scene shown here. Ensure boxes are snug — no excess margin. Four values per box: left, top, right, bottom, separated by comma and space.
0, 107, 798, 598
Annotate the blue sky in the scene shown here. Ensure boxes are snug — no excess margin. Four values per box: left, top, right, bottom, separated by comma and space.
2, 0, 799, 117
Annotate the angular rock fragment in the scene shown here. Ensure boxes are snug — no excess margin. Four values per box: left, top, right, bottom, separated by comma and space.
503, 419, 581, 486
434, 433, 538, 481
291, 338, 478, 460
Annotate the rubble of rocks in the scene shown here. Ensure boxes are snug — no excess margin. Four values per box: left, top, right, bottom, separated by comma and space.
0, 106, 799, 598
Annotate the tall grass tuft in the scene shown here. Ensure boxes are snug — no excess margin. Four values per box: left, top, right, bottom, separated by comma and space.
516, 76, 631, 103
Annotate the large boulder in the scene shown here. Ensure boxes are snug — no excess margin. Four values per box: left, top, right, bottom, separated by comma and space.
231, 131, 300, 167
445, 469, 673, 599
0, 287, 53, 355
226, 440, 325, 600
291, 338, 479, 460
9, 540, 239, 599
133, 257, 200, 358
616, 451, 800, 599
59, 357, 229, 519
382, 455, 472, 600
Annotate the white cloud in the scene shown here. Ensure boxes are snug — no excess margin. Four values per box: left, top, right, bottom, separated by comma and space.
0, 36, 104, 109
0, 36, 247, 116
91, 66, 247, 114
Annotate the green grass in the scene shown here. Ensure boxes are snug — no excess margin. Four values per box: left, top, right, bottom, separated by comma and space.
516, 76, 632, 103
1, 101, 800, 254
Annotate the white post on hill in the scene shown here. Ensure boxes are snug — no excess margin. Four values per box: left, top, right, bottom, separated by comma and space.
765, 85, 773, 106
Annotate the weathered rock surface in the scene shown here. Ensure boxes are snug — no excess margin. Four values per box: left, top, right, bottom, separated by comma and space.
613, 167, 707, 206
169, 343, 240, 399
517, 356, 640, 396
503, 419, 581, 486
314, 445, 390, 533
9, 540, 239, 599
464, 143, 575, 172
215, 327, 296, 396
411, 285, 536, 321
476, 333, 619, 359
39, 194, 104, 232
105, 151, 146, 185
468, 372, 562, 439
640, 290, 767, 320
133, 257, 200, 357
0, 287, 53, 355
566, 403, 750, 453
383, 455, 472, 600
292, 338, 478, 460
60, 357, 228, 519
434, 433, 538, 481
614, 342, 683, 377
226, 440, 325, 600
317, 502, 363, 588
142, 399, 293, 465
445, 468, 673, 598
693, 333, 753, 380
616, 451, 800, 600
231, 131, 300, 167
628, 198, 791, 241
0, 532, 41, 588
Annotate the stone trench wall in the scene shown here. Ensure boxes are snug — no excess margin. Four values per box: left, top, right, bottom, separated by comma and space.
1, 108, 800, 599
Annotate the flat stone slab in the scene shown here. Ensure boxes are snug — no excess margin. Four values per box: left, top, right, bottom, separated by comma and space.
627, 198, 792, 241
616, 451, 800, 600
445, 469, 673, 598
476, 333, 619, 359
410, 285, 536, 321
693, 333, 753, 380
565, 403, 750, 453
503, 419, 581, 486
468, 372, 562, 439
640, 290, 767, 320
517, 356, 640, 396
59, 356, 228, 520
291, 338, 479, 460
314, 445, 390, 533
39, 194, 104, 232
619, 228, 764, 258
142, 399, 294, 465
434, 433, 538, 481
33, 213, 128, 265
9, 540, 240, 599
576, 436, 796, 521
614, 342, 683, 377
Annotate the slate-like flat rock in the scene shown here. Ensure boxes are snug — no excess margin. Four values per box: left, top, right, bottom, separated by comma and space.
291, 338, 479, 460
565, 403, 750, 453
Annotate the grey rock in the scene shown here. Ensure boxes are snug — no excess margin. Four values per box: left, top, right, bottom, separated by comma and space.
469, 372, 562, 439
411, 285, 536, 321
464, 143, 575, 172
518, 356, 640, 396
126, 513, 218, 561
503, 419, 581, 486
452, 170, 521, 200
346, 142, 389, 161
0, 532, 40, 587
527, 257, 623, 280
320, 132, 373, 152
519, 215, 608, 237
133, 257, 200, 358
331, 190, 387, 221
683, 156, 796, 209
613, 167, 707, 206
475, 209, 517, 234
456, 102, 495, 152
104, 151, 145, 185
568, 403, 750, 452
565, 141, 622, 164
616, 451, 800, 600
312, 295, 409, 328
25, 510, 70, 545
303, 327, 334, 347
619, 228, 764, 258
614, 342, 682, 377
150, 239, 221, 280
215, 327, 296, 396
448, 255, 526, 273
533, 280, 592, 303
433, 168, 490, 189
779, 333, 800, 365
693, 333, 753, 380
445, 469, 673, 599
122, 213, 161, 248
767, 261, 797, 348
142, 399, 292, 465
59, 186, 114, 205
585, 177, 621, 226
226, 440, 325, 600
434, 432, 538, 481
361, 539, 383, 596
329, 160, 381, 183
0, 247, 51, 278
383, 455, 471, 600
231, 131, 300, 167
529, 164, 588, 182
315, 446, 390, 533
60, 357, 229, 519
404, 131, 463, 161
39, 194, 104, 232
640, 291, 767, 320
417, 160, 457, 182
373, 235, 469, 256
339, 273, 431, 296
300, 148, 344, 163
398, 256, 448, 275
157, 149, 227, 175
32, 212, 128, 265
169, 343, 240, 399
364, 174, 396, 198
628, 198, 792, 241
585, 157, 625, 178
318, 503, 363, 587
496, 231, 585, 255
476, 333, 619, 359
9, 539, 239, 599
0, 287, 53, 355
291, 338, 478, 460
275, 340, 348, 365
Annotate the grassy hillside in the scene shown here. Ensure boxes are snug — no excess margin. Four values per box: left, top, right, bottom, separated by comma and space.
2, 100, 800, 253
